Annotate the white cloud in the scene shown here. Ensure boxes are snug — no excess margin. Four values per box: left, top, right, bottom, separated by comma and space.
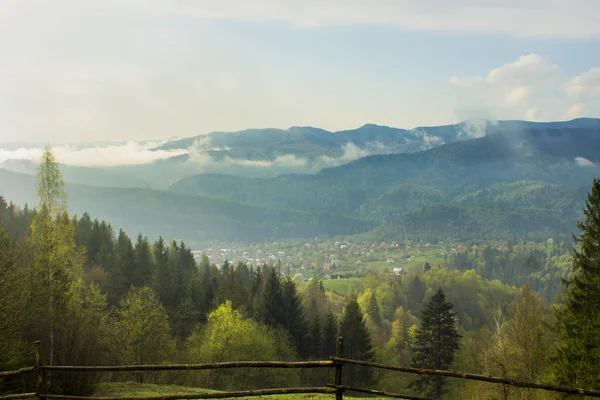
451, 54, 600, 122
575, 157, 595, 167
0, 142, 187, 167
411, 129, 445, 147
525, 107, 542, 121
565, 103, 587, 119
565, 68, 600, 97
505, 87, 530, 106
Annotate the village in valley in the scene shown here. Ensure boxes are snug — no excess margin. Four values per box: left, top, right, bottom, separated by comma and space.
191, 238, 470, 282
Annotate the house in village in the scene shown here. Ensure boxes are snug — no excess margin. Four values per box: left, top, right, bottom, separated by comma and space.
391, 267, 406, 276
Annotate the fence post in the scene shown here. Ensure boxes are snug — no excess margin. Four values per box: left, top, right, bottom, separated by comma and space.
34, 341, 44, 400
334, 336, 344, 400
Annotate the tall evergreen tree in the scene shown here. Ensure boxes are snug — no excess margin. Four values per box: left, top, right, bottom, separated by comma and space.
338, 298, 374, 387
281, 276, 309, 358
132, 234, 153, 287
410, 288, 461, 400
107, 230, 135, 304
552, 178, 600, 389
309, 315, 322, 359
322, 309, 338, 358
262, 267, 284, 328
367, 292, 381, 326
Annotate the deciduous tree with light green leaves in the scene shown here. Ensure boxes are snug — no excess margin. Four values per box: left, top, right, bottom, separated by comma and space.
185, 301, 298, 390
27, 146, 84, 366
112, 286, 174, 374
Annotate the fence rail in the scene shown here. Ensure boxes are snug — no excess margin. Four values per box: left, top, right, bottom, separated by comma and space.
40, 361, 333, 372
2, 337, 600, 400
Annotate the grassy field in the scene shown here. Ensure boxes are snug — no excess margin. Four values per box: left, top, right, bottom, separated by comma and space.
92, 382, 388, 400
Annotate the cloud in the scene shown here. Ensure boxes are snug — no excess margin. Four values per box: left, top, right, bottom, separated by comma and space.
525, 107, 542, 121
565, 103, 587, 119
451, 54, 600, 122
575, 157, 595, 167
450, 54, 558, 109
565, 68, 600, 97
0, 142, 187, 167
411, 129, 445, 148
315, 142, 389, 170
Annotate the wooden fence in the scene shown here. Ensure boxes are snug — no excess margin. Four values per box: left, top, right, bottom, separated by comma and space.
2, 338, 600, 400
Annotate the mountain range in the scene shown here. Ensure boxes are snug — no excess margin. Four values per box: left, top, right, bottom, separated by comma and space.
1, 118, 599, 245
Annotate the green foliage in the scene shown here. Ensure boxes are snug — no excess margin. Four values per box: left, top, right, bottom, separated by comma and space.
112, 286, 174, 368
339, 298, 375, 388
552, 178, 600, 389
410, 288, 461, 399
27, 147, 84, 366
185, 301, 298, 390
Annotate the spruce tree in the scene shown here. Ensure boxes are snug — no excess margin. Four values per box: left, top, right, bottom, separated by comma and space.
309, 315, 322, 359
281, 276, 309, 358
410, 288, 461, 400
322, 309, 338, 358
261, 267, 284, 328
552, 178, 600, 389
132, 234, 152, 287
338, 298, 374, 387
108, 230, 135, 304
367, 292, 381, 326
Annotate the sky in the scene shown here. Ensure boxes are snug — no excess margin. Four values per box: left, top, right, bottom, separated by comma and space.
1, 0, 600, 143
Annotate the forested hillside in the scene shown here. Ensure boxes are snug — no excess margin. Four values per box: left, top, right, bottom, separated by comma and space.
0, 168, 371, 243
2, 148, 600, 399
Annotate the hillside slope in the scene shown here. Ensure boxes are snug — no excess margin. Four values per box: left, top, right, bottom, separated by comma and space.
0, 169, 372, 243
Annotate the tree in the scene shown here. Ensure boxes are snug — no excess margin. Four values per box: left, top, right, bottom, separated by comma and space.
552, 178, 600, 389
308, 315, 322, 359
322, 309, 338, 358
281, 276, 309, 358
185, 301, 298, 390
261, 267, 284, 328
107, 230, 135, 304
411, 288, 461, 399
476, 285, 553, 400
0, 221, 23, 369
132, 234, 153, 287
112, 286, 173, 377
367, 291, 382, 326
27, 147, 83, 366
338, 298, 374, 387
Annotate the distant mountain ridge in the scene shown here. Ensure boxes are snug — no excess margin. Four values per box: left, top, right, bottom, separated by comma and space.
2, 118, 599, 244
1, 118, 599, 186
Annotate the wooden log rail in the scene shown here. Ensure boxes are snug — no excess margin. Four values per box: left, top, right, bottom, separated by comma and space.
332, 357, 600, 398
0, 368, 35, 378
41, 387, 335, 400
0, 394, 37, 400
40, 361, 333, 372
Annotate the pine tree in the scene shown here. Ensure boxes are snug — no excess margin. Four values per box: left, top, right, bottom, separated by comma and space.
107, 230, 135, 304
281, 276, 309, 358
132, 234, 152, 287
338, 298, 374, 387
552, 178, 600, 389
410, 288, 461, 399
367, 292, 381, 326
309, 315, 322, 359
261, 267, 284, 328
322, 309, 338, 358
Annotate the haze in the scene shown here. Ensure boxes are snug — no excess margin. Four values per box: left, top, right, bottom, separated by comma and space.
1, 0, 600, 143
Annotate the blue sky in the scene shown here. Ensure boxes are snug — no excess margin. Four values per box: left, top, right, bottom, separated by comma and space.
1, 1, 600, 143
